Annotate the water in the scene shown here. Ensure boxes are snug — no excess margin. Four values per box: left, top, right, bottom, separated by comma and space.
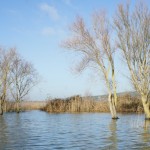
0, 111, 150, 150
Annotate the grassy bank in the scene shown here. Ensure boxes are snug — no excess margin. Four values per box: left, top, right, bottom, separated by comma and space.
42, 94, 144, 113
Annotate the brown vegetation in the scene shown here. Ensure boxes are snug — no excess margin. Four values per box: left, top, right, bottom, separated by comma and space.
117, 94, 143, 113
43, 94, 144, 113
42, 95, 109, 113
2, 94, 144, 113
4, 101, 46, 112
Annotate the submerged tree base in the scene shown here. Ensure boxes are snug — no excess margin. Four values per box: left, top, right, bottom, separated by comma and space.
112, 117, 119, 119
145, 117, 150, 120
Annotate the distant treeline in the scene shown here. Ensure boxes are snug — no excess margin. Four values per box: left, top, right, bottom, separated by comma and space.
42, 94, 144, 113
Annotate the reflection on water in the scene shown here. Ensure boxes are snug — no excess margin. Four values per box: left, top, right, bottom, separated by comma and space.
142, 120, 150, 144
0, 111, 150, 150
106, 120, 118, 150
144, 120, 150, 130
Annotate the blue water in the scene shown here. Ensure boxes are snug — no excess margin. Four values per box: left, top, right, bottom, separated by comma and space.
0, 111, 150, 150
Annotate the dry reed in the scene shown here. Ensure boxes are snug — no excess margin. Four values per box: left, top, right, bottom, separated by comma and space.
5, 101, 46, 112
43, 94, 143, 113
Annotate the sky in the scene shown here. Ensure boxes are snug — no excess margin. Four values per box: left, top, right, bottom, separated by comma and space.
0, 0, 149, 100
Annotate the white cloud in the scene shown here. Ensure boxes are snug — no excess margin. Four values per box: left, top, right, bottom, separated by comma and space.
41, 27, 66, 39
63, 0, 72, 6
39, 3, 59, 20
41, 27, 55, 36
62, 0, 77, 10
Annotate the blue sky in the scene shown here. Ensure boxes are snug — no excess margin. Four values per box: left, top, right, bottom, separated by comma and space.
0, 0, 148, 100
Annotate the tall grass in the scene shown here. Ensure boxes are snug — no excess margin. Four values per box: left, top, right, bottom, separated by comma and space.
117, 94, 143, 112
4, 94, 143, 113
42, 95, 109, 113
5, 101, 46, 112
43, 94, 143, 113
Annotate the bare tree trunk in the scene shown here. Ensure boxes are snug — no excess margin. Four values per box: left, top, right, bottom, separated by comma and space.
112, 66, 117, 107
0, 100, 3, 115
4, 101, 7, 112
108, 93, 118, 119
16, 101, 20, 113
141, 95, 150, 120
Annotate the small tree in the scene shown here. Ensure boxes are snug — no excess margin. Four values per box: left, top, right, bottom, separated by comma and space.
62, 12, 118, 119
114, 2, 150, 119
9, 50, 38, 113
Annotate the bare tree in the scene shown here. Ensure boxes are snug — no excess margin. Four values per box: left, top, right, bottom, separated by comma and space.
9, 50, 38, 113
0, 48, 15, 115
62, 12, 118, 119
114, 2, 150, 119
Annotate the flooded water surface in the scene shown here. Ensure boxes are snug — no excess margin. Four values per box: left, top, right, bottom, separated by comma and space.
0, 111, 150, 150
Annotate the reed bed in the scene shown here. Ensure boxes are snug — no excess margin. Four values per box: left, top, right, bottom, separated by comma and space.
4, 94, 144, 113
117, 94, 143, 112
5, 101, 46, 112
42, 96, 109, 113
43, 94, 144, 113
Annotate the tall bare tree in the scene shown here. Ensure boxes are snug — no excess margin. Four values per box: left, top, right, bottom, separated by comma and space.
9, 51, 38, 113
114, 2, 150, 119
0, 48, 15, 115
62, 12, 118, 119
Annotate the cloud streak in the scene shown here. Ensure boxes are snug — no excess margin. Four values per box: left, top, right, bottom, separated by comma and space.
41, 26, 66, 39
63, 0, 72, 6
39, 3, 59, 21
41, 27, 55, 36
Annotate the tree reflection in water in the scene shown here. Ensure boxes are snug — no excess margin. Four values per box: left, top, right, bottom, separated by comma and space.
142, 120, 150, 143
105, 119, 118, 150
